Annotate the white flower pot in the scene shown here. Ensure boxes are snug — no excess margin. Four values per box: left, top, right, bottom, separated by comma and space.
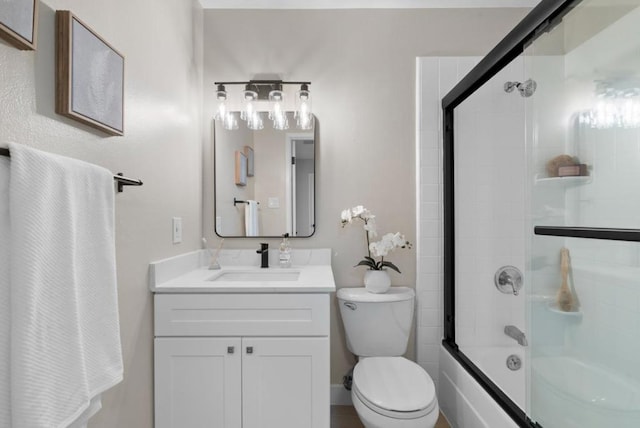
364, 270, 391, 294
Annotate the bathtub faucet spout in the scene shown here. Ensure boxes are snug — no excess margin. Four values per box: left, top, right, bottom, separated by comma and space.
504, 325, 528, 346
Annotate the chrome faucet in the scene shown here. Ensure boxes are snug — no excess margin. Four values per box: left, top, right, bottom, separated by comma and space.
504, 325, 528, 346
256, 243, 269, 268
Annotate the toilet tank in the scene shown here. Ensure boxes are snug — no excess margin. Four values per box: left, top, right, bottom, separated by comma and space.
337, 286, 414, 357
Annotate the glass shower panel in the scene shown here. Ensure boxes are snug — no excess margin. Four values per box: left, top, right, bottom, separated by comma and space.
526, 1, 640, 426
453, 56, 527, 407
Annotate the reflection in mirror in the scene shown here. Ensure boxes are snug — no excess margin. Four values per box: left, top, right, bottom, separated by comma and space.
214, 111, 315, 237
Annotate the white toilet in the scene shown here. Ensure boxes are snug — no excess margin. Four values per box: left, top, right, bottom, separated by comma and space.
337, 287, 439, 428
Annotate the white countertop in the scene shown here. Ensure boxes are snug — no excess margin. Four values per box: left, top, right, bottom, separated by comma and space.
149, 249, 336, 293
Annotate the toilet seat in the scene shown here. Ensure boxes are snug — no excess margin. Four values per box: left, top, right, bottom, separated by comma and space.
353, 357, 437, 419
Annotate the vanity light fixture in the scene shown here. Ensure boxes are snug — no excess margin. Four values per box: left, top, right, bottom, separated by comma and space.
579, 79, 640, 129
214, 80, 312, 130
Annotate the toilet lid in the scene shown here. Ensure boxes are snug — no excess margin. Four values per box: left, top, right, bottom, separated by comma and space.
353, 357, 436, 413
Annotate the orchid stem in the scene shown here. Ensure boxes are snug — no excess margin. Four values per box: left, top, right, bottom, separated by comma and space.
364, 217, 371, 258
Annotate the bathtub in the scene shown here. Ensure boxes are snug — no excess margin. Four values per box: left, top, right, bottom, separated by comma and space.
439, 345, 523, 428
531, 356, 640, 428
440, 345, 640, 428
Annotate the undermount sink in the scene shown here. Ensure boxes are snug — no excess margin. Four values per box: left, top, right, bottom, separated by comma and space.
208, 270, 301, 282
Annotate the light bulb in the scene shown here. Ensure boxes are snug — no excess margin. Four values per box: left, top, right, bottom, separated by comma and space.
295, 84, 313, 130
214, 84, 227, 121
269, 89, 288, 130
241, 88, 258, 122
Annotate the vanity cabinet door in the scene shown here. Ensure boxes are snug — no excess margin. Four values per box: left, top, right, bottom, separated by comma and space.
242, 337, 329, 428
154, 337, 242, 428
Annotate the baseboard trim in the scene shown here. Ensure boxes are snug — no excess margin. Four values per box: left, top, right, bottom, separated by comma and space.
331, 384, 352, 405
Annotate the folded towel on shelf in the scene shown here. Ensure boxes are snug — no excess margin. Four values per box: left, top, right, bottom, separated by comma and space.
245, 199, 259, 237
7, 143, 123, 428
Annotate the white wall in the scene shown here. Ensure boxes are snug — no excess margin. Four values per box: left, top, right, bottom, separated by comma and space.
214, 124, 254, 235
202, 8, 530, 384
253, 126, 288, 234
0, 0, 203, 426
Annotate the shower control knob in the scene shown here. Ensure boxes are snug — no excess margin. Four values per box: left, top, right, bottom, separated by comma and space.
494, 266, 523, 296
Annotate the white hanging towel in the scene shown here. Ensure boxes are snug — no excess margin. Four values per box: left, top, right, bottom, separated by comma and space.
0, 156, 11, 427
7, 143, 123, 428
245, 200, 259, 237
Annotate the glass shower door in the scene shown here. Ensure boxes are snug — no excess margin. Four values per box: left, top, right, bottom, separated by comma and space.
453, 56, 528, 410
525, 2, 640, 426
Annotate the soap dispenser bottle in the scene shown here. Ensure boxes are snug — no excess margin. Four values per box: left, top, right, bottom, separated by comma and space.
279, 233, 291, 268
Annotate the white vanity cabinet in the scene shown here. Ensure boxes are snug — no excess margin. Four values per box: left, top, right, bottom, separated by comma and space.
153, 293, 330, 428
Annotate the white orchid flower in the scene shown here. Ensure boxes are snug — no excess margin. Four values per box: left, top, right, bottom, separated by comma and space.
351, 205, 365, 217
363, 218, 377, 237
341, 209, 352, 223
369, 241, 387, 257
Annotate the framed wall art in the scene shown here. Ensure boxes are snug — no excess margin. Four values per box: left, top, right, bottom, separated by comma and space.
235, 151, 247, 186
56, 10, 124, 136
0, 0, 38, 50
244, 145, 254, 177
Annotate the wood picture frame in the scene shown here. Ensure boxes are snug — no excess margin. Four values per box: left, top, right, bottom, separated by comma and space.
56, 10, 124, 136
235, 151, 247, 186
244, 146, 254, 177
0, 0, 38, 50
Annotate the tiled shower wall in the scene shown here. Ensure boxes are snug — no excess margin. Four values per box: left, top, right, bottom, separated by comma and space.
416, 57, 479, 387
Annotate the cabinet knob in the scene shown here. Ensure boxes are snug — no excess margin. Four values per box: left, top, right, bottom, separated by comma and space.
227, 346, 235, 354
246, 346, 253, 354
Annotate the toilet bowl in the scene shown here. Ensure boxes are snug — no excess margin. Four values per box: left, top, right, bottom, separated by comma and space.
351, 356, 439, 428
337, 287, 439, 428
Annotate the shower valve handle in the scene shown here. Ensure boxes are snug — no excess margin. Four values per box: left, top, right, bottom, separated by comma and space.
495, 266, 523, 296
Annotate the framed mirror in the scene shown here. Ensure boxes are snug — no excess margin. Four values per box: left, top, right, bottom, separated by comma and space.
214, 111, 316, 238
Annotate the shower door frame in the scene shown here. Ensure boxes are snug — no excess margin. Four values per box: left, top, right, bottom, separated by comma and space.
441, 1, 578, 427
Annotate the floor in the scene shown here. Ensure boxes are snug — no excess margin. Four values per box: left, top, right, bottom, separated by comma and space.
330, 405, 450, 428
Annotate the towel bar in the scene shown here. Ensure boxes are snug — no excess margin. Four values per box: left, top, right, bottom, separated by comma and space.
234, 197, 259, 206
0, 147, 143, 193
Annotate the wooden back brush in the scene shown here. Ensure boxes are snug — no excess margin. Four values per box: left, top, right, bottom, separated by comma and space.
557, 247, 574, 311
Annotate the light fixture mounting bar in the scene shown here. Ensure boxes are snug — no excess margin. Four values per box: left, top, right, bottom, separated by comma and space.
214, 80, 311, 86
214, 80, 311, 101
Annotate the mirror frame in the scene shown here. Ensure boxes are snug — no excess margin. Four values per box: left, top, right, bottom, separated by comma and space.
213, 114, 318, 238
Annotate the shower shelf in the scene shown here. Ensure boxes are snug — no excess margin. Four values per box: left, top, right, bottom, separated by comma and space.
547, 302, 583, 318
534, 175, 591, 187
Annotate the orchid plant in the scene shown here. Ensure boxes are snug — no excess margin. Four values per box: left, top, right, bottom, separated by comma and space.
340, 205, 412, 273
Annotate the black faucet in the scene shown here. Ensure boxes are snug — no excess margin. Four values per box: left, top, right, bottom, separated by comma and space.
256, 243, 269, 268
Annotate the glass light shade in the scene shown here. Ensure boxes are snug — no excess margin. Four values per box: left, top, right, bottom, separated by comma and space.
295, 87, 313, 130
214, 87, 228, 121
579, 82, 640, 129
241, 89, 258, 122
269, 89, 289, 130
246, 111, 264, 130
579, 92, 640, 129
222, 111, 238, 130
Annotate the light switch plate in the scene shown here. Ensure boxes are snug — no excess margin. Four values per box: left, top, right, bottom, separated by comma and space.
172, 217, 182, 244
268, 197, 280, 208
